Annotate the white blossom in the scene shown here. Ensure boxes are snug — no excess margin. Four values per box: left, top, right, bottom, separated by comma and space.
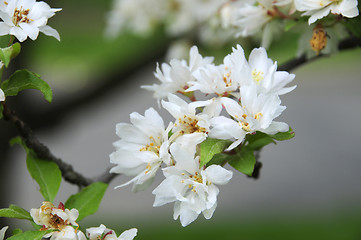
244, 47, 296, 95
0, 0, 61, 42
30, 202, 80, 240
0, 226, 7, 240
210, 85, 289, 150
142, 46, 214, 102
295, 0, 359, 24
161, 93, 212, 146
110, 107, 172, 192
86, 224, 137, 240
152, 143, 233, 226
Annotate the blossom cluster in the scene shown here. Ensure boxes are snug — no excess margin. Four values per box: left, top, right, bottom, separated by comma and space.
110, 44, 295, 226
25, 201, 138, 240
106, 0, 359, 54
0, 0, 61, 42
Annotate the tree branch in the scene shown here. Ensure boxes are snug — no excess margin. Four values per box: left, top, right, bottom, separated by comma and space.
2, 103, 116, 188
279, 36, 361, 72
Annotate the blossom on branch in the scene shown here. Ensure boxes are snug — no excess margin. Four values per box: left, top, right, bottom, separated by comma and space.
30, 201, 82, 240
295, 0, 359, 24
152, 143, 233, 227
0, 0, 61, 42
110, 107, 172, 192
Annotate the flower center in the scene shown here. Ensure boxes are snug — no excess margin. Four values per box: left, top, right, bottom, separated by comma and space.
139, 136, 161, 155
252, 69, 264, 84
176, 115, 207, 135
12, 6, 32, 26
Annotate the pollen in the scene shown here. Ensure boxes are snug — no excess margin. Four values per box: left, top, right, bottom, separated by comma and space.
12, 6, 32, 26
310, 24, 327, 55
254, 112, 263, 120
242, 114, 247, 119
176, 115, 207, 135
240, 121, 251, 132
252, 69, 264, 84
139, 136, 161, 155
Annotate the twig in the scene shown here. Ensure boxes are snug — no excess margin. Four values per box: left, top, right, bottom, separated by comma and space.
2, 103, 115, 188
279, 36, 361, 72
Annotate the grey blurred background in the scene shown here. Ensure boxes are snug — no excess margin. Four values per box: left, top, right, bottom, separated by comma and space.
1, 0, 360, 239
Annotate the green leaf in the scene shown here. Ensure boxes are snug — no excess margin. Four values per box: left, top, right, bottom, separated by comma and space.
200, 138, 231, 167
270, 128, 295, 141
0, 104, 3, 119
0, 204, 32, 221
246, 132, 275, 150
65, 182, 108, 221
1, 70, 52, 102
12, 229, 23, 236
228, 148, 256, 176
7, 230, 56, 240
11, 137, 62, 202
0, 43, 21, 67
205, 153, 230, 167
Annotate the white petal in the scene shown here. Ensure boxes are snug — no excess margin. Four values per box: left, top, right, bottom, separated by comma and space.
177, 203, 199, 227
204, 165, 233, 185
10, 26, 28, 42
0, 226, 8, 240
118, 228, 138, 240
0, 88, 5, 102
19, 22, 39, 40
39, 25, 60, 41
262, 121, 289, 135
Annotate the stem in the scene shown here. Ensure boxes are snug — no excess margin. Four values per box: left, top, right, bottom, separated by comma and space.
2, 103, 116, 188
8, 35, 15, 47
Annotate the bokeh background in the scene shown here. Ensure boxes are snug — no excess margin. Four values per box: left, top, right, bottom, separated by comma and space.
1, 0, 361, 239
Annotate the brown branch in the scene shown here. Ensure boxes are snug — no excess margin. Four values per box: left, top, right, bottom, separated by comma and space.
279, 36, 361, 72
2, 103, 116, 188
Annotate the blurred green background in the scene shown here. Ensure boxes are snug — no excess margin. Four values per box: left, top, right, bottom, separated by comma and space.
1, 0, 361, 239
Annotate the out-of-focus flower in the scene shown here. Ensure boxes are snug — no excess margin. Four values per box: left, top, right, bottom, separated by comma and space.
152, 143, 233, 227
0, 0, 61, 42
0, 226, 8, 240
86, 224, 137, 240
30, 201, 79, 240
110, 107, 172, 192
295, 0, 359, 24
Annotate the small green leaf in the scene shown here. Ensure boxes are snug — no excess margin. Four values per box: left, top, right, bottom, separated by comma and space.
270, 128, 295, 141
0, 204, 32, 221
246, 132, 275, 150
228, 148, 256, 176
0, 43, 21, 67
11, 137, 62, 202
7, 230, 56, 240
205, 153, 229, 167
200, 138, 231, 167
1, 70, 52, 102
65, 182, 108, 221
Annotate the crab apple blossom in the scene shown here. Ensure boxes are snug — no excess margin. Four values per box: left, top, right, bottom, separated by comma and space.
141, 46, 214, 102
30, 201, 80, 240
0, 0, 61, 42
152, 143, 233, 226
295, 0, 359, 24
110, 107, 172, 192
210, 85, 289, 150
